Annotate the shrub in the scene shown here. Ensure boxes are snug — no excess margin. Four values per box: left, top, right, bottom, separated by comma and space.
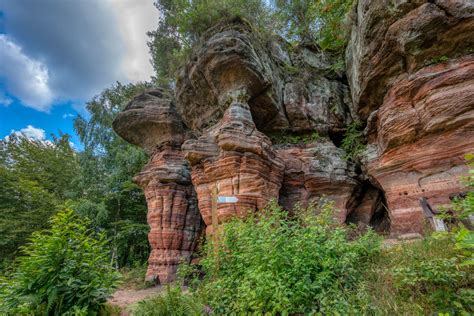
270, 131, 320, 145
120, 264, 153, 290
0, 209, 121, 315
132, 286, 204, 316
341, 120, 365, 160
184, 200, 381, 314
357, 237, 473, 315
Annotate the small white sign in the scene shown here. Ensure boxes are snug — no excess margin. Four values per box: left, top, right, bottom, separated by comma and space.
217, 196, 239, 203
469, 215, 474, 225
433, 218, 447, 232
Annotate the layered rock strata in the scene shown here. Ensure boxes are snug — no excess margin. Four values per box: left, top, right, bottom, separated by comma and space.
113, 90, 204, 283
348, 0, 474, 236
182, 96, 285, 235
363, 58, 474, 235
112, 3, 474, 281
276, 141, 359, 222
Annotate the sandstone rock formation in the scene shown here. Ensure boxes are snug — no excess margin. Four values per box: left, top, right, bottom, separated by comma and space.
276, 140, 359, 222
182, 95, 285, 235
113, 3, 474, 282
348, 0, 474, 236
113, 90, 204, 284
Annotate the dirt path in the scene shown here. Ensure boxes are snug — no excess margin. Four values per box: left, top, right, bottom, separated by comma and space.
109, 286, 163, 315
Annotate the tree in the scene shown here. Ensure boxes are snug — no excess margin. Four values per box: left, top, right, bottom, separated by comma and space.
0, 209, 121, 315
73, 81, 151, 268
147, 0, 272, 84
273, 0, 353, 51
0, 134, 79, 263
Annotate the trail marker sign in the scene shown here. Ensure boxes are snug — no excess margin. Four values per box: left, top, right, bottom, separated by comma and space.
217, 196, 239, 203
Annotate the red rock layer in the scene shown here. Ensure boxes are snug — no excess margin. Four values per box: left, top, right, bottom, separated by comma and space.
135, 147, 204, 284
113, 90, 204, 284
276, 142, 359, 222
365, 58, 474, 236
347, 0, 474, 120
183, 98, 284, 234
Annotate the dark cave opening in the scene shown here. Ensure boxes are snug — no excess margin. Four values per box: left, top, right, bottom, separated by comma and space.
346, 182, 391, 234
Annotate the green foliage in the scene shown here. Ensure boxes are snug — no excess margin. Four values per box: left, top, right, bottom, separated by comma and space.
437, 153, 474, 266
356, 237, 473, 315
119, 265, 153, 290
0, 209, 121, 315
73, 82, 151, 268
133, 286, 204, 316
341, 120, 365, 160
273, 0, 353, 52
182, 200, 381, 314
148, 0, 271, 84
270, 131, 320, 145
430, 55, 449, 65
0, 134, 79, 262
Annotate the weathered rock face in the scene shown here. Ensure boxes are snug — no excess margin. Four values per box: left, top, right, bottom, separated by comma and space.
113, 90, 204, 284
346, 0, 474, 120
182, 96, 285, 234
276, 141, 359, 222
113, 2, 474, 281
347, 0, 474, 236
176, 18, 354, 136
135, 148, 204, 283
363, 58, 474, 236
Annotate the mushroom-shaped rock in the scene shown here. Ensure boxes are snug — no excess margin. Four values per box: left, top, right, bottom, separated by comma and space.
175, 18, 288, 132
112, 89, 204, 284
182, 96, 284, 235
113, 89, 187, 154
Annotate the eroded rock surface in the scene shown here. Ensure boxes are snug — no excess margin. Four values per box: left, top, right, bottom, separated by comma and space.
276, 141, 359, 222
113, 4, 474, 281
362, 58, 474, 235
346, 0, 474, 120
182, 96, 285, 235
347, 0, 474, 236
114, 90, 204, 284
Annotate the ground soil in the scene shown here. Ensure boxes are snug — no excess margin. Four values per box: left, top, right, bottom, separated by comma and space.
108, 286, 163, 315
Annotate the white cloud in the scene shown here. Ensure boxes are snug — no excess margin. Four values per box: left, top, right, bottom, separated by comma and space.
109, 0, 158, 82
0, 35, 54, 112
0, 91, 13, 107
62, 113, 75, 119
8, 125, 46, 141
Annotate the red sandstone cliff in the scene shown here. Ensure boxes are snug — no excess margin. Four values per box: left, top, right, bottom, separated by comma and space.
113, 1, 474, 283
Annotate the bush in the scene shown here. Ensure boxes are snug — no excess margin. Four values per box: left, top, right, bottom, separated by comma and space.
0, 209, 121, 315
183, 200, 381, 314
357, 237, 473, 315
133, 286, 204, 316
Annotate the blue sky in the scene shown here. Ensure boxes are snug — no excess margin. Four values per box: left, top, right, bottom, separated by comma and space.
0, 0, 159, 149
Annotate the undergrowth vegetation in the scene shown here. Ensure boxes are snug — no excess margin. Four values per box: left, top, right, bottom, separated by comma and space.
134, 193, 473, 315
0, 209, 121, 315
270, 131, 320, 145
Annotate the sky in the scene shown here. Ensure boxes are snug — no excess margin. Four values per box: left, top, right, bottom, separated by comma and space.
0, 0, 159, 148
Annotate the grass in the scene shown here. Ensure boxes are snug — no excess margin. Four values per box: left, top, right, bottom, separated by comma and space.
356, 236, 473, 315
119, 265, 154, 290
